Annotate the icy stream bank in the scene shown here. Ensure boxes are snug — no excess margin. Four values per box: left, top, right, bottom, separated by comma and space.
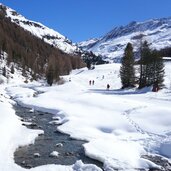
13, 104, 103, 169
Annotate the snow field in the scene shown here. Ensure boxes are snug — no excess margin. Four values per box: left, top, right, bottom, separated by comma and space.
1, 62, 171, 170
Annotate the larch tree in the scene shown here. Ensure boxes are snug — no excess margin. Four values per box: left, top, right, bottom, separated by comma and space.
46, 63, 54, 86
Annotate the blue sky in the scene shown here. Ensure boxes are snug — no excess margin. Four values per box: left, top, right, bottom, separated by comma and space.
1, 0, 171, 42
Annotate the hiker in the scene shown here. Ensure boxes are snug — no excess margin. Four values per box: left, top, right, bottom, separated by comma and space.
92, 80, 95, 85
89, 80, 91, 85
152, 82, 159, 92
107, 84, 110, 90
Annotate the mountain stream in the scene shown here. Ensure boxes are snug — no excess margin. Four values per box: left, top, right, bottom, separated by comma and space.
13, 104, 103, 169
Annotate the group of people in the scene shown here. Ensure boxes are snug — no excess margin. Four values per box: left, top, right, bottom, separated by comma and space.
89, 79, 110, 90
89, 80, 95, 85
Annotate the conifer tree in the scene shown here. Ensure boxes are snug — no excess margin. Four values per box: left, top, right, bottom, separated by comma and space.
120, 42, 135, 88
10, 64, 14, 74
139, 41, 165, 89
139, 41, 151, 88
46, 64, 54, 86
151, 50, 165, 89
2, 66, 6, 77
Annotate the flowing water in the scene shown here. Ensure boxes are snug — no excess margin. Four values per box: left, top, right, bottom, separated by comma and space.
14, 104, 103, 169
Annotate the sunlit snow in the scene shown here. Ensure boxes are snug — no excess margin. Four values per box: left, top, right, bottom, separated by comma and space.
1, 60, 171, 170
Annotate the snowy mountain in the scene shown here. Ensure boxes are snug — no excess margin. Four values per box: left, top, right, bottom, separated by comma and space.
0, 3, 80, 54
1, 3, 171, 170
79, 17, 171, 62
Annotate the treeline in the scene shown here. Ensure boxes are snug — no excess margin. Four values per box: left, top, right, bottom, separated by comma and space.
81, 51, 108, 70
0, 6, 85, 85
120, 41, 165, 91
158, 47, 171, 57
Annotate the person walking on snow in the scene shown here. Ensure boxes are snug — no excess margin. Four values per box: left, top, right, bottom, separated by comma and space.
107, 84, 110, 90
92, 80, 95, 85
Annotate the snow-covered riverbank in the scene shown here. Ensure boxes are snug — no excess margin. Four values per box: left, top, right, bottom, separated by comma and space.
1, 62, 171, 170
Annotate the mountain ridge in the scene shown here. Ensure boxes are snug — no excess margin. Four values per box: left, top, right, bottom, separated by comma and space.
78, 16, 171, 62
1, 3, 171, 63
0, 3, 80, 55
0, 4, 84, 84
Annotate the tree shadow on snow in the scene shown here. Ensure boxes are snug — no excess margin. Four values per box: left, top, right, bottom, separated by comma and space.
88, 87, 152, 95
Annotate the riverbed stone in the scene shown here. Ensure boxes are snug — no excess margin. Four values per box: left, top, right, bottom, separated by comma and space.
34, 153, 41, 158
49, 151, 59, 157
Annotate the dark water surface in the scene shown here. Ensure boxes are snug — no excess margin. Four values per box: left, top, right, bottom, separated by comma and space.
14, 105, 103, 169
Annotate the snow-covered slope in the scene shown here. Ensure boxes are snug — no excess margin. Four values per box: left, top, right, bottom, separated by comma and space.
79, 17, 171, 62
0, 3, 80, 54
3, 60, 171, 170
1, 45, 171, 170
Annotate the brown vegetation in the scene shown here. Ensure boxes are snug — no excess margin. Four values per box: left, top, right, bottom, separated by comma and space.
0, 6, 85, 84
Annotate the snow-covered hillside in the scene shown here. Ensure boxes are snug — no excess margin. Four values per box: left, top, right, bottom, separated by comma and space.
79, 17, 171, 62
1, 58, 171, 170
0, 3, 80, 54
1, 3, 171, 171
